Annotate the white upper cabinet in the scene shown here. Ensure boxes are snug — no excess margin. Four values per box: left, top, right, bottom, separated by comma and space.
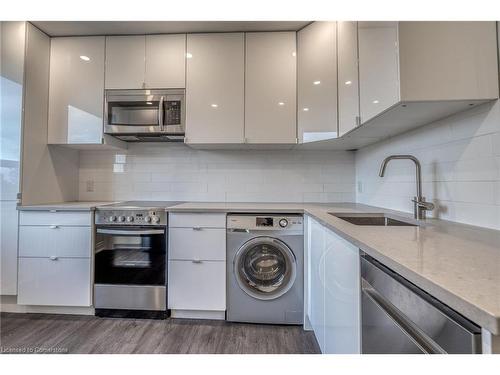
245, 32, 297, 144
145, 34, 186, 88
105, 36, 145, 89
355, 21, 498, 132
337, 21, 360, 136
48, 36, 105, 144
398, 22, 499, 101
297, 22, 337, 143
105, 34, 186, 90
358, 21, 400, 124
185, 33, 245, 144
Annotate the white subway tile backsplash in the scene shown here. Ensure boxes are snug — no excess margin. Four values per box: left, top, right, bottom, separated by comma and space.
356, 101, 500, 230
78, 144, 356, 203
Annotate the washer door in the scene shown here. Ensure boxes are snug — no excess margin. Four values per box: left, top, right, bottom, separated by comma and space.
234, 236, 297, 300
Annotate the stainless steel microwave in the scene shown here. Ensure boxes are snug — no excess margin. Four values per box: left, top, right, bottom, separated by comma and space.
104, 89, 185, 142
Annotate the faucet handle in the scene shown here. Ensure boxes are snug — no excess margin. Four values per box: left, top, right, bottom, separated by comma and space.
411, 197, 435, 211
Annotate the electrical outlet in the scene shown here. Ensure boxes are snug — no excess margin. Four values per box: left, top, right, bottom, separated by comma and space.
86, 180, 94, 192
357, 181, 363, 194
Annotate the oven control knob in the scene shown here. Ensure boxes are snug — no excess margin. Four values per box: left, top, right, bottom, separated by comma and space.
144, 216, 152, 223
126, 216, 134, 222
152, 216, 160, 224
279, 219, 288, 228
118, 216, 125, 222
108, 215, 117, 222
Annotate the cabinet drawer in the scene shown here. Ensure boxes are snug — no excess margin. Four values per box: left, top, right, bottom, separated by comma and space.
169, 228, 225, 261
169, 213, 226, 228
17, 257, 91, 306
168, 260, 225, 311
20, 211, 92, 226
19, 226, 91, 258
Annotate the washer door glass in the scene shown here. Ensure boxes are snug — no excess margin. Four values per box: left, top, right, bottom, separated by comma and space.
235, 237, 296, 300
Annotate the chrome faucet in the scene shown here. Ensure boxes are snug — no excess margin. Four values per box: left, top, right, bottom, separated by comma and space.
379, 155, 435, 220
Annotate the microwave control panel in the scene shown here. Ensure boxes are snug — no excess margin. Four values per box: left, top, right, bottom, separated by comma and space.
165, 100, 182, 125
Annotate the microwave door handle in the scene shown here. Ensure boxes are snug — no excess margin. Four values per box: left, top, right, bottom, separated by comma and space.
158, 96, 165, 131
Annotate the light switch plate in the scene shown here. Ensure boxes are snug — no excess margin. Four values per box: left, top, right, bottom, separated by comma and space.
86, 180, 94, 192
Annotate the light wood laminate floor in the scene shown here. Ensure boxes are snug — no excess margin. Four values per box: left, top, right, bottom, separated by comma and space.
0, 313, 320, 354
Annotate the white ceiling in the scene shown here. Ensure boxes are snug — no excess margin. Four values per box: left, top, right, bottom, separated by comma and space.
31, 21, 311, 37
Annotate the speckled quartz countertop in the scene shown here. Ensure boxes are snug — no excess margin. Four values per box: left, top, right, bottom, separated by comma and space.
170, 202, 500, 334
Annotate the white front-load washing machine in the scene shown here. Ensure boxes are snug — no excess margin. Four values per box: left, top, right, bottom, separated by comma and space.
226, 214, 304, 325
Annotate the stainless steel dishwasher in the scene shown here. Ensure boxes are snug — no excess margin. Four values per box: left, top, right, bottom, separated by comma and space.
360, 252, 482, 354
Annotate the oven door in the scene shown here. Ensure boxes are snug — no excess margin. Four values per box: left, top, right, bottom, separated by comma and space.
104, 89, 184, 135
95, 226, 166, 286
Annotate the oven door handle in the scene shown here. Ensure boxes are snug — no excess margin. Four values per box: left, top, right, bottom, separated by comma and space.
97, 228, 165, 236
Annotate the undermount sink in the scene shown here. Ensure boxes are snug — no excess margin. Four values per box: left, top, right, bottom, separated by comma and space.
329, 213, 418, 227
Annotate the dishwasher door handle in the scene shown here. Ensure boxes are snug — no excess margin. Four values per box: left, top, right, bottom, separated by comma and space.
361, 278, 445, 354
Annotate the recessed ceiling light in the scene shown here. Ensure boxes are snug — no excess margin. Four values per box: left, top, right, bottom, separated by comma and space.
278, 102, 285, 106
291, 52, 296, 57
345, 80, 352, 85
211, 104, 218, 108
186, 53, 193, 59
79, 55, 90, 61
373, 100, 379, 104
313, 81, 321, 85
303, 108, 309, 111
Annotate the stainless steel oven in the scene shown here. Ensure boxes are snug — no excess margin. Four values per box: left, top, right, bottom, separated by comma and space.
104, 89, 185, 142
94, 203, 168, 319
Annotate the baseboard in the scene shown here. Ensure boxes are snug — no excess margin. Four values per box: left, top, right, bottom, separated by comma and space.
303, 314, 313, 331
1, 296, 95, 316
171, 309, 225, 320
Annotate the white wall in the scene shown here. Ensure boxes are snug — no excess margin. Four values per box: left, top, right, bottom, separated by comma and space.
356, 101, 500, 230
79, 145, 355, 203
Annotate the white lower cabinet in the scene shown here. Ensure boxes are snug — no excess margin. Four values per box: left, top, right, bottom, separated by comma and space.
19, 226, 91, 258
17, 210, 93, 307
168, 213, 226, 319
306, 216, 361, 353
308, 216, 326, 351
323, 226, 361, 353
168, 260, 225, 311
17, 257, 91, 306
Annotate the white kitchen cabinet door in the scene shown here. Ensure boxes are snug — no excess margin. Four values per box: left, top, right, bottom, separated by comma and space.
0, 201, 19, 295
324, 228, 361, 354
19, 226, 92, 258
17, 257, 91, 306
48, 36, 105, 144
168, 260, 225, 311
245, 32, 297, 144
20, 211, 92, 226
169, 228, 225, 261
1, 22, 25, 295
105, 36, 145, 89
358, 22, 400, 123
169, 212, 226, 228
307, 218, 326, 352
185, 33, 245, 144
145, 34, 186, 88
338, 21, 360, 136
297, 22, 338, 143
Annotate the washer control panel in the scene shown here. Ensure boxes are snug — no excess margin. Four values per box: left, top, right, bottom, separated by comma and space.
96, 209, 166, 226
227, 214, 303, 231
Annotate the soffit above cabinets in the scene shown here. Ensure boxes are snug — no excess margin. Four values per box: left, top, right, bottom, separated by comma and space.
31, 21, 311, 37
